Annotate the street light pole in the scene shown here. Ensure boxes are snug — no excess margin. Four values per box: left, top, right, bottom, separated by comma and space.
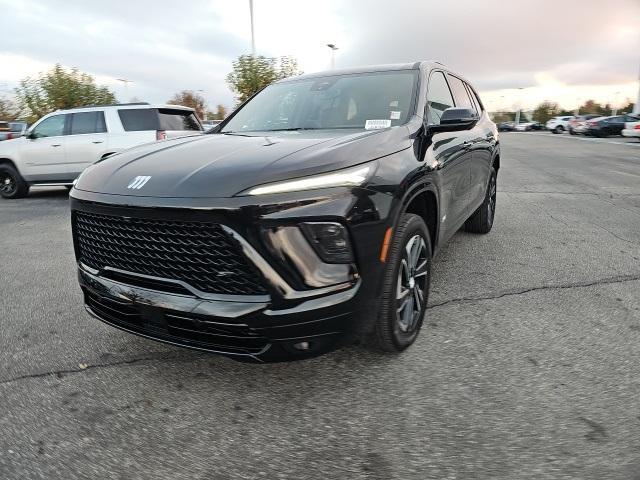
634, 59, 640, 115
514, 87, 524, 125
249, 0, 256, 55
327, 44, 338, 69
116, 78, 133, 102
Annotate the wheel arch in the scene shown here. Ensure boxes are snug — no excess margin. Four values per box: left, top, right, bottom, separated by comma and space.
399, 185, 439, 254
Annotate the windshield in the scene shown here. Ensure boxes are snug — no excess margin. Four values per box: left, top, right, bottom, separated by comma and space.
221, 70, 418, 133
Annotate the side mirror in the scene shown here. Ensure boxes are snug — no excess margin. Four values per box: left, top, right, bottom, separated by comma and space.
429, 107, 478, 133
26, 130, 37, 140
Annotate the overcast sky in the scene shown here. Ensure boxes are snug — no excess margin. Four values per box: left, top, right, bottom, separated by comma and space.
0, 0, 638, 112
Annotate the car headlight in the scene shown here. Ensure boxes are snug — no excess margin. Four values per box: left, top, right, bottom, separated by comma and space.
243, 164, 372, 196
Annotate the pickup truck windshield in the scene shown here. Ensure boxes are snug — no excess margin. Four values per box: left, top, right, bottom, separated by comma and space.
221, 70, 418, 133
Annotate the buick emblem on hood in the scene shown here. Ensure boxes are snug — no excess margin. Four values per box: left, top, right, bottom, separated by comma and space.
127, 176, 151, 189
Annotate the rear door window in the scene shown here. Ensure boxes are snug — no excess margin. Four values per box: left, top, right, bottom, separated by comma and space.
446, 75, 476, 114
426, 71, 455, 125
70, 111, 107, 135
157, 109, 201, 131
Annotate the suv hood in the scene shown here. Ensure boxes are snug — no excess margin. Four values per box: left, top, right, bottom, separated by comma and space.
74, 127, 411, 198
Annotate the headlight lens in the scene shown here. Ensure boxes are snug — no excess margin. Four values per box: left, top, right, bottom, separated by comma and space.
245, 165, 371, 196
300, 222, 354, 263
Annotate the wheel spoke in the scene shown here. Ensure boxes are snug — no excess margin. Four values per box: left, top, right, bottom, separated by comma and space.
412, 285, 422, 307
397, 287, 409, 301
401, 296, 414, 330
396, 296, 409, 314
414, 259, 428, 277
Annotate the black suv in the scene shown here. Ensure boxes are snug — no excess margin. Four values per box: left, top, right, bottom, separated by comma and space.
70, 62, 500, 362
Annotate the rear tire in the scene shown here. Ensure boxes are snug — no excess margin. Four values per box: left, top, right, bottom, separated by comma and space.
465, 167, 497, 234
374, 214, 431, 353
0, 164, 29, 199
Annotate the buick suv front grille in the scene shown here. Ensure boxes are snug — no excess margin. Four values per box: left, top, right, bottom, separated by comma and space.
73, 211, 267, 296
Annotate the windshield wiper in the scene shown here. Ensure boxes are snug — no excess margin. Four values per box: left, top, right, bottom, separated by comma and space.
262, 127, 320, 132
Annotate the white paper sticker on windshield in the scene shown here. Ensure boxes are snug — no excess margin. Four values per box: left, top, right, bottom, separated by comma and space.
390, 111, 401, 120
365, 119, 392, 130
389, 100, 399, 107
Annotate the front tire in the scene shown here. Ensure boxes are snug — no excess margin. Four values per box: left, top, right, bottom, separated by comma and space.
374, 214, 432, 352
465, 167, 497, 234
0, 164, 29, 199
553, 126, 564, 134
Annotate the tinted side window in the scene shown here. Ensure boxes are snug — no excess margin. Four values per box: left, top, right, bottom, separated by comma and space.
447, 75, 475, 112
70, 111, 107, 135
426, 71, 454, 125
118, 109, 159, 131
33, 115, 66, 138
465, 83, 483, 113
157, 109, 201, 131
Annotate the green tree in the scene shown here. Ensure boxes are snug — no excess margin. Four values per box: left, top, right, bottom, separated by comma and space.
207, 104, 227, 120
15, 64, 116, 123
579, 99, 606, 116
532, 101, 561, 123
619, 100, 635, 114
0, 96, 19, 120
226, 55, 302, 104
491, 111, 515, 123
168, 90, 207, 119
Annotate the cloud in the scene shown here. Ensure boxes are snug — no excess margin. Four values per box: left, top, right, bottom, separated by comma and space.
0, 0, 638, 110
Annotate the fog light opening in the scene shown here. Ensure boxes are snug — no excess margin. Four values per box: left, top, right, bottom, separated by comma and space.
294, 341, 311, 351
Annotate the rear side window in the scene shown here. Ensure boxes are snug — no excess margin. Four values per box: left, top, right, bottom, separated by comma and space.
447, 75, 475, 113
157, 109, 201, 131
465, 84, 483, 113
426, 71, 455, 125
118, 109, 159, 131
70, 111, 107, 135
0, 122, 9, 129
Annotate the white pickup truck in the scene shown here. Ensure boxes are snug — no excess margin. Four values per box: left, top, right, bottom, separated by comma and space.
0, 103, 203, 198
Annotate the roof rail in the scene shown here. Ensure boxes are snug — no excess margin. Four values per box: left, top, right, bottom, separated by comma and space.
62, 102, 150, 111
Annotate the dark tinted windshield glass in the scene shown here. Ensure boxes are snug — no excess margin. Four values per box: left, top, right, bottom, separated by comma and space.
158, 109, 201, 131
221, 70, 418, 132
70, 111, 107, 135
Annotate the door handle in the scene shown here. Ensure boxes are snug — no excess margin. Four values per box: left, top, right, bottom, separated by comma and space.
462, 140, 473, 148
51, 144, 61, 147
92, 141, 104, 144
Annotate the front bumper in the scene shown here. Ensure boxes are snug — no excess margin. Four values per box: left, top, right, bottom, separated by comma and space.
70, 187, 393, 361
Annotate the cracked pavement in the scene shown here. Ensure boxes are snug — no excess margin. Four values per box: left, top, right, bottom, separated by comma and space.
1, 132, 640, 479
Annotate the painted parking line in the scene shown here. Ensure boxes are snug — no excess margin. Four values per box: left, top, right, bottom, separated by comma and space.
511, 132, 640, 147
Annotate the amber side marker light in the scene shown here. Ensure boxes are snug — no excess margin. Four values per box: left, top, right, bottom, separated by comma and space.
379, 228, 393, 263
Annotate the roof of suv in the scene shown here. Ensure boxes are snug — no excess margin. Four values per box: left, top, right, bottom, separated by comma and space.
54, 103, 195, 114
277, 61, 446, 83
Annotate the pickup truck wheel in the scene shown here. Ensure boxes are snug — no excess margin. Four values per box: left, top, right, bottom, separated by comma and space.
465, 168, 497, 234
552, 126, 564, 134
0, 164, 29, 199
374, 213, 431, 352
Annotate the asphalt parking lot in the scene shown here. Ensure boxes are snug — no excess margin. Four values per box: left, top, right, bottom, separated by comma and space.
1, 132, 639, 480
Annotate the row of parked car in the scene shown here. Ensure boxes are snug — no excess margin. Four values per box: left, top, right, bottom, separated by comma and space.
0, 120, 28, 141
547, 114, 640, 138
498, 113, 640, 139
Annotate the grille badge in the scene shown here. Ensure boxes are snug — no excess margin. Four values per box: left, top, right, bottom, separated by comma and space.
127, 176, 151, 189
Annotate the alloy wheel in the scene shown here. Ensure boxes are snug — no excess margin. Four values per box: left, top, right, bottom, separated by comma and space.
487, 174, 497, 226
396, 234, 429, 333
0, 173, 16, 196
